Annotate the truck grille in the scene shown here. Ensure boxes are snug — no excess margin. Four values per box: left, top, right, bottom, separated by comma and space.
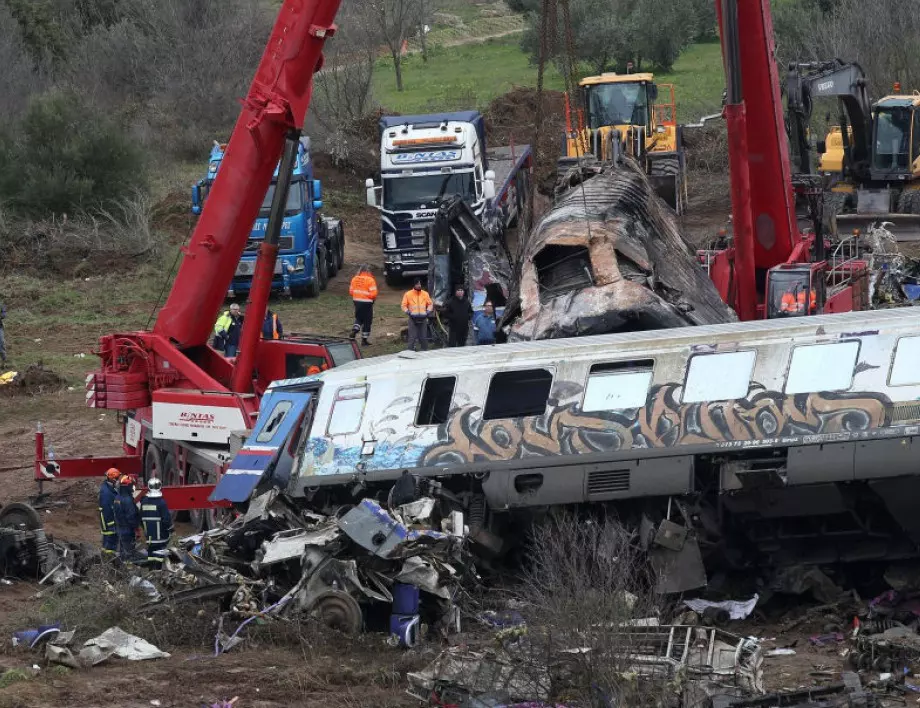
587, 469, 630, 497
245, 236, 295, 251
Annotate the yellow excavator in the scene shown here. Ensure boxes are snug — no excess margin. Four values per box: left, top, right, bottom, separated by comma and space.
559, 72, 687, 214
786, 61, 920, 240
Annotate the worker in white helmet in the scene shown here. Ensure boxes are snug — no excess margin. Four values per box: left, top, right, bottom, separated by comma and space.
140, 478, 173, 568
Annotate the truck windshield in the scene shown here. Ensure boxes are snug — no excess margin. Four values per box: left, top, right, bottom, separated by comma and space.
260, 181, 304, 217
874, 107, 911, 171
585, 82, 648, 129
382, 172, 475, 211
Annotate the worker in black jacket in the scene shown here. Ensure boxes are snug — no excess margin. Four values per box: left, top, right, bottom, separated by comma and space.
442, 284, 473, 347
113, 475, 142, 562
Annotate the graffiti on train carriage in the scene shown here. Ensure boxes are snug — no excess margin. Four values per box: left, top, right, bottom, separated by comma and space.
419, 382, 890, 465
300, 378, 891, 475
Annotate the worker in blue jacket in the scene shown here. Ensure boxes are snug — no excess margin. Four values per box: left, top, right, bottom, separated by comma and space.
473, 301, 498, 345
140, 478, 173, 568
113, 475, 142, 562
98, 467, 120, 556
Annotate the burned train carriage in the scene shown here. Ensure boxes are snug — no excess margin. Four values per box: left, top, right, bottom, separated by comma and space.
217, 308, 920, 581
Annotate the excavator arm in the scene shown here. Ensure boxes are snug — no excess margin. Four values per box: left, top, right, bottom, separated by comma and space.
786, 61, 872, 177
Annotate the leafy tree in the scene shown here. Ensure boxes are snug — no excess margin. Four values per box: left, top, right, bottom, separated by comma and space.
0, 91, 145, 217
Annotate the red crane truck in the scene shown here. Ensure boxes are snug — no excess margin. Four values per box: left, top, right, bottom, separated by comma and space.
702, 0, 869, 321
33, 0, 348, 531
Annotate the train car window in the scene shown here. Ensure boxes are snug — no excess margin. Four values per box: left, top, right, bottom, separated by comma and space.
255, 400, 293, 443
583, 361, 653, 411
327, 385, 368, 436
416, 376, 456, 425
683, 351, 756, 403
785, 341, 859, 394
484, 369, 553, 420
889, 336, 920, 386
286, 354, 328, 378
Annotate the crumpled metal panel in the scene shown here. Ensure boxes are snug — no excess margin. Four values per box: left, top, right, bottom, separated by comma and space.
509, 159, 736, 341
428, 197, 514, 310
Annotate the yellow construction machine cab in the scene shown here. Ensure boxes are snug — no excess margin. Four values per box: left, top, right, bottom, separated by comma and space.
869, 94, 920, 182
562, 73, 686, 212
824, 90, 920, 235
565, 73, 679, 160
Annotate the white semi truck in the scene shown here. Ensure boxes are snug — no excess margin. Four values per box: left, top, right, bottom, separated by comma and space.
365, 110, 532, 286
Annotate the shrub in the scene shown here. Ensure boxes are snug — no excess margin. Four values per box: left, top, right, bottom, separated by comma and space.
0, 90, 146, 217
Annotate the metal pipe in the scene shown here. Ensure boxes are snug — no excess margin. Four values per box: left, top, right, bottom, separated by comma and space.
231, 130, 300, 393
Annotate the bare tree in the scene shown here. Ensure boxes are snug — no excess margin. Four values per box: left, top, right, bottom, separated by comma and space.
775, 0, 920, 97
367, 0, 422, 92
311, 7, 379, 166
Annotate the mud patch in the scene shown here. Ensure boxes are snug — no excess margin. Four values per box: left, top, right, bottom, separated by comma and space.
0, 363, 65, 397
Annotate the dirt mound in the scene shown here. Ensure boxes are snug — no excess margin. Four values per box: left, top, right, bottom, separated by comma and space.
483, 87, 565, 193
0, 363, 65, 397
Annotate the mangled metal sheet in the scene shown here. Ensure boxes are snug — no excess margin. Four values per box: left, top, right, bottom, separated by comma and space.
508, 158, 736, 340
428, 197, 514, 311
256, 523, 342, 567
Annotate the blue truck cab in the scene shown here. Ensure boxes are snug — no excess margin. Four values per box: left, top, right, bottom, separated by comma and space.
192, 137, 345, 298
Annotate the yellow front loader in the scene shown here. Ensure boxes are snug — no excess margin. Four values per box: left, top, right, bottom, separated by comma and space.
560, 73, 687, 214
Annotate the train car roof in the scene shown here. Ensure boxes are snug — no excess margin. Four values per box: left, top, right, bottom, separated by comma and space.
304, 309, 920, 384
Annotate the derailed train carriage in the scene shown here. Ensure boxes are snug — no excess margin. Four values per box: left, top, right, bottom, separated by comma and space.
213, 308, 920, 590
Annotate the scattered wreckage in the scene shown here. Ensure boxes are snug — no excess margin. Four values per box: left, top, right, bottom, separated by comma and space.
507, 158, 736, 340
144, 488, 468, 645
0, 501, 88, 584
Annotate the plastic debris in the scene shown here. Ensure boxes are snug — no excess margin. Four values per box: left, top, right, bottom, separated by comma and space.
684, 595, 759, 621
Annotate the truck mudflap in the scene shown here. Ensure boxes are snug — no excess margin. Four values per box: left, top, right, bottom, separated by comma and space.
210, 391, 313, 504
835, 213, 920, 242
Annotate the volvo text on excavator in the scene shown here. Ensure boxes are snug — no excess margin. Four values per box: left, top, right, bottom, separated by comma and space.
787, 61, 920, 240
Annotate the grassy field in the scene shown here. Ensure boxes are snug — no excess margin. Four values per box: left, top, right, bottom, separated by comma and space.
373, 36, 724, 121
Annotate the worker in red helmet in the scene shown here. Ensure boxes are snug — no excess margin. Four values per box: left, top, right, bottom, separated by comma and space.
98, 467, 120, 556
113, 475, 142, 562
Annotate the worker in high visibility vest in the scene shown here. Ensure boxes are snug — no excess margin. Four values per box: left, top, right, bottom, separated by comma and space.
140, 478, 173, 568
780, 288, 817, 315
349, 265, 378, 346
262, 309, 284, 340
402, 279, 433, 351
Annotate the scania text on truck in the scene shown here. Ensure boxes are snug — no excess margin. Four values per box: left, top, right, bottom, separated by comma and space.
365, 110, 532, 286
193, 137, 345, 298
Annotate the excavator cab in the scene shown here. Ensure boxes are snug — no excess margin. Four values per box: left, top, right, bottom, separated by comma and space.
765, 264, 823, 319
561, 73, 686, 213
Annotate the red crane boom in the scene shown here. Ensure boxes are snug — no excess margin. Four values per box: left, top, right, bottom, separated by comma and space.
155, 2, 338, 351
709, 0, 868, 320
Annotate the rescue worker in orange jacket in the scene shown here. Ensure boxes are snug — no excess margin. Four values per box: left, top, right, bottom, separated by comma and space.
780, 288, 817, 315
349, 265, 378, 346
262, 309, 283, 340
402, 279, 433, 351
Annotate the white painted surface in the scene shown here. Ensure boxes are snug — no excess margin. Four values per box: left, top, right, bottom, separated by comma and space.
785, 341, 859, 394
153, 402, 247, 445
683, 351, 756, 403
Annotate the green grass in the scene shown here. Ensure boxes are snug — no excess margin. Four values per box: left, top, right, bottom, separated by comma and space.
374, 36, 566, 113
373, 36, 725, 121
